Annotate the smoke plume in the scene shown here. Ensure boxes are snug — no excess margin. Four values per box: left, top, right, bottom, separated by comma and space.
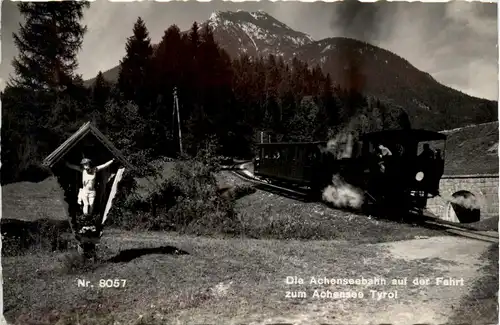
320, 130, 363, 209
322, 174, 364, 210
320, 131, 354, 159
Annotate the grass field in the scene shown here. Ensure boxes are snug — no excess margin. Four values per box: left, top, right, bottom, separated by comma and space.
442, 121, 499, 175
2, 177, 67, 221
448, 243, 499, 324
2, 162, 498, 324
3, 229, 484, 325
219, 172, 449, 242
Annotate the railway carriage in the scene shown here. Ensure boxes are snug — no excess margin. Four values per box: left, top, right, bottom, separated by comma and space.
255, 141, 325, 187
254, 129, 447, 216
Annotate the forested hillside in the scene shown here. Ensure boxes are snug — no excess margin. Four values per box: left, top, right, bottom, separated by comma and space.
2, 10, 412, 184
3, 6, 495, 185
86, 11, 498, 132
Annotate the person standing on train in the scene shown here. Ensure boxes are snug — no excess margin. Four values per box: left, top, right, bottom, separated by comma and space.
378, 144, 392, 157
419, 143, 435, 160
418, 144, 435, 190
375, 144, 392, 174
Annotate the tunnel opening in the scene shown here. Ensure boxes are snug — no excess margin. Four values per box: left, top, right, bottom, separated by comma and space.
446, 190, 481, 223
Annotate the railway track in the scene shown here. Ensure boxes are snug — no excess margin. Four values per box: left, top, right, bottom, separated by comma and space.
229, 163, 499, 244
230, 164, 312, 200
420, 219, 498, 243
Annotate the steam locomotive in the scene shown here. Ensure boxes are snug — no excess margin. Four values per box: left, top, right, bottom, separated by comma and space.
254, 129, 447, 215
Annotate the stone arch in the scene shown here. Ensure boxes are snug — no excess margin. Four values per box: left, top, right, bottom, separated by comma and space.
444, 190, 481, 223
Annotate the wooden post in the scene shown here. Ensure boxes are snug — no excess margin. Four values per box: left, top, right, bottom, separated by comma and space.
260, 131, 264, 160
101, 168, 126, 227
173, 87, 183, 156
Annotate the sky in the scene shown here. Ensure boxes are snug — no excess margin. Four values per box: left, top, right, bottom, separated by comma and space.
1, 0, 498, 100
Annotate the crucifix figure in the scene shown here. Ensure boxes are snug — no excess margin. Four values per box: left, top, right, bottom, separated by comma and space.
65, 158, 115, 216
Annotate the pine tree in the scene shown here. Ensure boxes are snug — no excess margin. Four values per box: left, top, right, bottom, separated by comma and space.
197, 25, 229, 126
91, 71, 111, 112
154, 25, 184, 100
277, 62, 295, 136
184, 21, 202, 121
314, 74, 335, 140
4, 1, 90, 183
263, 55, 281, 132
290, 57, 305, 100
10, 1, 89, 92
188, 22, 201, 55
152, 25, 184, 153
118, 17, 154, 108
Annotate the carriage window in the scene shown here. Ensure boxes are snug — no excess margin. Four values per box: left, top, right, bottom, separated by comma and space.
361, 141, 375, 157
351, 141, 363, 158
391, 143, 404, 156
294, 147, 301, 161
304, 150, 311, 162
262, 147, 269, 159
266, 148, 276, 160
306, 149, 316, 162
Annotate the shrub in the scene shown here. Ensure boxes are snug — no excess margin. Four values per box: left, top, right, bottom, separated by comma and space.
109, 137, 242, 235
104, 148, 160, 230
145, 158, 240, 235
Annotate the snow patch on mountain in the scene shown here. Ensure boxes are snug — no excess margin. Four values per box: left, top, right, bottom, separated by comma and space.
239, 22, 260, 50
321, 44, 332, 53
250, 11, 268, 21
204, 10, 314, 59
208, 12, 221, 29
239, 22, 269, 41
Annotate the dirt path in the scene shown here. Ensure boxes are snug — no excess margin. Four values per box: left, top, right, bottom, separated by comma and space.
128, 234, 493, 325
173, 236, 492, 325
316, 236, 492, 324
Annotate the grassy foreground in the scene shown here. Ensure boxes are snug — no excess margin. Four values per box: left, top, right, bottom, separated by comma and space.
2, 167, 448, 258
448, 243, 499, 325
2, 230, 452, 325
2, 162, 497, 324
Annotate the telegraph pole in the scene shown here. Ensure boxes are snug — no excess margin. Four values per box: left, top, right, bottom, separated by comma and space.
173, 87, 183, 155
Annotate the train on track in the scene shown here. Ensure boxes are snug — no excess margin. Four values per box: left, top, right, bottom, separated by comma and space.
254, 129, 447, 216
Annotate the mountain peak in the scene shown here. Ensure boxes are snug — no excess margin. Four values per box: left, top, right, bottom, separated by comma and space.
209, 10, 272, 21
205, 10, 313, 58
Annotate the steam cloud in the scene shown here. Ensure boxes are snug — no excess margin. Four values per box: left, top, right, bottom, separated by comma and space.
320, 132, 354, 159
322, 174, 364, 210
320, 131, 364, 210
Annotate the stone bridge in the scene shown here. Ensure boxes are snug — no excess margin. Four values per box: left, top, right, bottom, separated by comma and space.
426, 173, 499, 223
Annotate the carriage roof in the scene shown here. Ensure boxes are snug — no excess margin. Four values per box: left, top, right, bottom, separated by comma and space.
257, 141, 327, 146
256, 129, 446, 148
